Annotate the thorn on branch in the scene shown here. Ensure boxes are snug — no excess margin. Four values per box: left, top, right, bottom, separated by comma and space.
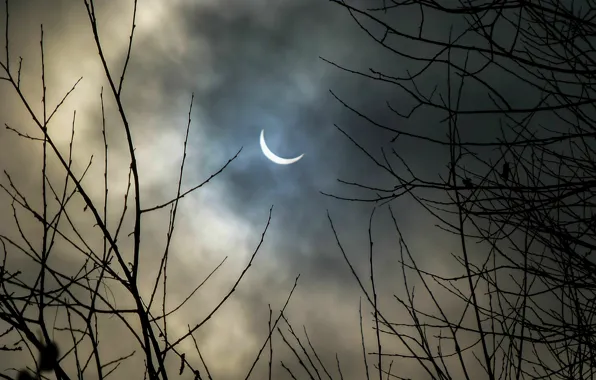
500, 162, 510, 181
179, 353, 186, 375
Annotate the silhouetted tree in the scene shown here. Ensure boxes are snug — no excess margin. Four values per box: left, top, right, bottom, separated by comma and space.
289, 1, 596, 379
0, 1, 299, 379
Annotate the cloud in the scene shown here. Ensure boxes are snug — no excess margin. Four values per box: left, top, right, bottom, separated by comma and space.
0, 0, 541, 379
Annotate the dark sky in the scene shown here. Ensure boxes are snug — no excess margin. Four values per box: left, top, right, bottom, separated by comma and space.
0, 1, 546, 379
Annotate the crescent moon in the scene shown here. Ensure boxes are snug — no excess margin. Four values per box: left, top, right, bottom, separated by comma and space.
260, 130, 304, 165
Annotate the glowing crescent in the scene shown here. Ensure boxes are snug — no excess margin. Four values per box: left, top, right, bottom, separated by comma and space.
259, 130, 304, 165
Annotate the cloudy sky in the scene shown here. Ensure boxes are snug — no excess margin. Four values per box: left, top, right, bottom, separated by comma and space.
0, 1, 544, 379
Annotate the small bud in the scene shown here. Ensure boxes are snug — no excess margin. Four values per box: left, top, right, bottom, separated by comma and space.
179, 353, 186, 375
39, 341, 59, 372
16, 370, 35, 380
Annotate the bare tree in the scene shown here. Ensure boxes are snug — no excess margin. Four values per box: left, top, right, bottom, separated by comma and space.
5, 1, 594, 379
280, 1, 596, 379
0, 1, 300, 379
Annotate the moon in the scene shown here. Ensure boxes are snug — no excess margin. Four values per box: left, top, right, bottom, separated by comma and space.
259, 130, 304, 165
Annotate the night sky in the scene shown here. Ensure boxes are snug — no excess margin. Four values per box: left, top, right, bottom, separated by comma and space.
0, 1, 554, 379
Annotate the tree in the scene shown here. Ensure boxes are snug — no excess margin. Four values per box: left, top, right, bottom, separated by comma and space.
0, 1, 299, 379
293, 0, 596, 379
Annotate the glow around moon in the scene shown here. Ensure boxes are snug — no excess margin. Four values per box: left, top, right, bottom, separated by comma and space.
259, 130, 304, 165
